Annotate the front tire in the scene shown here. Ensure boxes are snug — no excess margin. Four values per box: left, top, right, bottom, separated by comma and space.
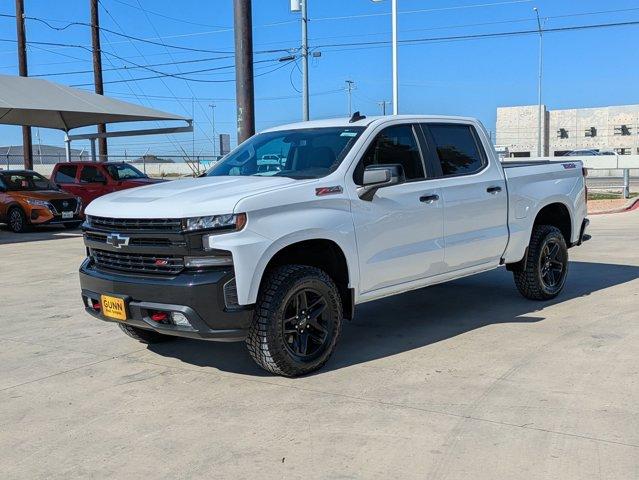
7, 207, 30, 233
118, 324, 174, 344
246, 265, 343, 377
513, 225, 568, 300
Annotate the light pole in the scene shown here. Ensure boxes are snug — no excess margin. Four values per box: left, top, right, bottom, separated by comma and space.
372, 0, 398, 114
534, 7, 543, 157
291, 0, 310, 120
345, 80, 355, 116
209, 103, 216, 157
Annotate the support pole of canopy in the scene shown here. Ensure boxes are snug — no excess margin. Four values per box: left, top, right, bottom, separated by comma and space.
64, 133, 71, 162
90, 138, 97, 162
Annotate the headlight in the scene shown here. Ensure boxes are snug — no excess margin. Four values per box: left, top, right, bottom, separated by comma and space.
184, 213, 246, 232
26, 198, 51, 208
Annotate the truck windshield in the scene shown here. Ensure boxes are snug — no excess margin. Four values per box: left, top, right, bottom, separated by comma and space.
0, 172, 56, 191
105, 163, 147, 180
205, 127, 365, 179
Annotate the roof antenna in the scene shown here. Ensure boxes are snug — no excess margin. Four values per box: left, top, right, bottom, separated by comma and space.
349, 111, 366, 123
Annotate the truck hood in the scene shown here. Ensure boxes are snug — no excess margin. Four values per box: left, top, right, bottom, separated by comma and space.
85, 176, 307, 218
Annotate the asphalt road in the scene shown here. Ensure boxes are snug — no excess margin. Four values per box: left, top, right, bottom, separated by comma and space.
1, 211, 638, 479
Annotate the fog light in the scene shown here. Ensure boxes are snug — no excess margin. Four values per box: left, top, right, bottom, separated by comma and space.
171, 312, 192, 327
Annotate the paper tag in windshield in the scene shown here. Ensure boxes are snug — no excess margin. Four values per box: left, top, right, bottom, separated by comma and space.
340, 131, 357, 137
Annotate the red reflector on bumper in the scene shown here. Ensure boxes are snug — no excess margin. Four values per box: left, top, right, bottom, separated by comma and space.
151, 311, 168, 322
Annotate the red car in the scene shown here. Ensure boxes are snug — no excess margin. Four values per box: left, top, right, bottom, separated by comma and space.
51, 162, 163, 209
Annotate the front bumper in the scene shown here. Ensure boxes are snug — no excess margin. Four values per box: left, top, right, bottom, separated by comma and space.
79, 259, 253, 342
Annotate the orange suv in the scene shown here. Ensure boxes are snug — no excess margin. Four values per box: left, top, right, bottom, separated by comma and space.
0, 170, 83, 233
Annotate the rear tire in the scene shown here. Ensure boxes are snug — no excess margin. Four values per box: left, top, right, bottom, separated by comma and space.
513, 225, 568, 300
7, 207, 30, 233
118, 324, 174, 344
246, 265, 343, 377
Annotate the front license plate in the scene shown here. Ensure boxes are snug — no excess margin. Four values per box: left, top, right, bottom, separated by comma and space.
62, 211, 73, 219
101, 295, 127, 321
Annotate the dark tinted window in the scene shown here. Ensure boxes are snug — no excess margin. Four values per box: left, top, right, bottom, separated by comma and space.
80, 166, 106, 183
355, 124, 424, 184
428, 124, 485, 176
54, 165, 78, 183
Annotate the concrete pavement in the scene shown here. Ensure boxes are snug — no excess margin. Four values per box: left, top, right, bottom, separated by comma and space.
1, 211, 638, 479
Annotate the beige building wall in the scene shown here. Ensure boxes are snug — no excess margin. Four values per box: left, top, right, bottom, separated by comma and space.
496, 104, 639, 157
496, 105, 547, 157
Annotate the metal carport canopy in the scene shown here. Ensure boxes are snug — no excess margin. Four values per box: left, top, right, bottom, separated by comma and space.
0, 74, 192, 162
0, 74, 186, 129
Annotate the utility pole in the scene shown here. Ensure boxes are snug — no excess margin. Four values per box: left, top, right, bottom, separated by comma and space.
378, 100, 389, 115
209, 103, 217, 157
301, 0, 309, 120
15, 0, 32, 170
90, 0, 107, 161
233, 0, 255, 143
391, 0, 398, 114
534, 7, 543, 157
345, 80, 355, 116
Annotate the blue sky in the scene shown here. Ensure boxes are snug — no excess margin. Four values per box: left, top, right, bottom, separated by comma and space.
1, 0, 639, 157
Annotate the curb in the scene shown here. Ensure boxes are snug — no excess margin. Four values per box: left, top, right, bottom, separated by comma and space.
589, 196, 639, 215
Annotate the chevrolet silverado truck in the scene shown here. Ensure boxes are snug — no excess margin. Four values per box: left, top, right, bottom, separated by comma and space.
79, 114, 589, 377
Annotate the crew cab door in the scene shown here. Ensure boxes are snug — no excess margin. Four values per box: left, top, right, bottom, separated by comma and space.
78, 164, 110, 207
349, 123, 445, 294
420, 123, 508, 272
53, 164, 80, 196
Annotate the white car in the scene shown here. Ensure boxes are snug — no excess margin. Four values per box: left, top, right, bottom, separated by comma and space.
80, 114, 589, 376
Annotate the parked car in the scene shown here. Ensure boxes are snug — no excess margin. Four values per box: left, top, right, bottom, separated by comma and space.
0, 169, 83, 232
51, 161, 163, 209
79, 114, 589, 376
564, 149, 616, 156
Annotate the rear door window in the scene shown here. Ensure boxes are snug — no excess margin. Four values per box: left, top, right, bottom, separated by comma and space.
425, 124, 486, 176
80, 165, 107, 183
54, 165, 78, 183
354, 124, 425, 184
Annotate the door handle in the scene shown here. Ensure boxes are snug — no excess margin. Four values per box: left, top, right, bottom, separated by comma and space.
419, 194, 439, 203
487, 186, 502, 194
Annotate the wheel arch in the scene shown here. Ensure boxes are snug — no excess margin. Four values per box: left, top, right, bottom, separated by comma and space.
253, 236, 355, 320
533, 201, 572, 244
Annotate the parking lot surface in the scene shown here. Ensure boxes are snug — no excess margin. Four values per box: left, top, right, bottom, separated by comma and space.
1, 210, 638, 479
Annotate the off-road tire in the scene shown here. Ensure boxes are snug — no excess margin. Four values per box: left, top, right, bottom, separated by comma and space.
7, 207, 30, 233
514, 225, 568, 300
118, 324, 174, 344
246, 265, 343, 377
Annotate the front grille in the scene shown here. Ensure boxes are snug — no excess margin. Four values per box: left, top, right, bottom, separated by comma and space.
91, 248, 184, 275
50, 198, 78, 213
88, 216, 182, 232
85, 232, 176, 248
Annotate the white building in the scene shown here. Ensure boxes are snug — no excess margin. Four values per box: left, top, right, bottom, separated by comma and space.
496, 104, 639, 157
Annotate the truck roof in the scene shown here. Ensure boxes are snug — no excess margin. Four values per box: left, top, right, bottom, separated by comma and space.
52, 161, 134, 166
262, 114, 480, 132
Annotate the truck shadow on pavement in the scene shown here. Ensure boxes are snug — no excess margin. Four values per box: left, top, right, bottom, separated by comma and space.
148, 260, 639, 376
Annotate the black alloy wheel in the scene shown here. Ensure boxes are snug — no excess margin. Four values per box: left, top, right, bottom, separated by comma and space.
282, 287, 333, 361
539, 239, 566, 290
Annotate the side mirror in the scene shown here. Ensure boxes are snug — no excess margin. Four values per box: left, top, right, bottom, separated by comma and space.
357, 164, 405, 201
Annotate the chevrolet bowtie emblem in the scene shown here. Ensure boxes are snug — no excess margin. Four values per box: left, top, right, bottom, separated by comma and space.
106, 233, 130, 249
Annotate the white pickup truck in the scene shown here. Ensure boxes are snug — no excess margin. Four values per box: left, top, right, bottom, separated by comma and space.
79, 114, 589, 376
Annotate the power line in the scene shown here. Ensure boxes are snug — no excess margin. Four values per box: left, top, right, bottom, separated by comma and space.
313, 20, 639, 51
0, 13, 295, 55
